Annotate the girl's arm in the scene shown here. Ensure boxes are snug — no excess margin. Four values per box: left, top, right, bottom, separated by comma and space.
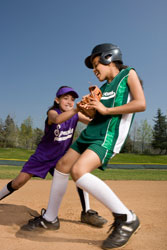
78, 112, 92, 124
48, 108, 78, 125
90, 69, 146, 115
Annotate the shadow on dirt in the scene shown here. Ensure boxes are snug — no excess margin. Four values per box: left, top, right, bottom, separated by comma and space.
0, 203, 102, 246
0, 203, 39, 226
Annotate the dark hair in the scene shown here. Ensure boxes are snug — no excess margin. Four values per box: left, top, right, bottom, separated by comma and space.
114, 61, 143, 88
114, 61, 128, 71
47, 85, 70, 114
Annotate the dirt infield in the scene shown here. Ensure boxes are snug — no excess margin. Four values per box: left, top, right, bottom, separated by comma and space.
0, 179, 167, 250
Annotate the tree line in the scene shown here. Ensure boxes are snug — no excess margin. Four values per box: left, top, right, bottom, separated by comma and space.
0, 108, 167, 154
0, 116, 43, 150
122, 108, 167, 154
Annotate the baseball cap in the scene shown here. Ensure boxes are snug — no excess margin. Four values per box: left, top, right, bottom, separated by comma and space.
56, 87, 79, 98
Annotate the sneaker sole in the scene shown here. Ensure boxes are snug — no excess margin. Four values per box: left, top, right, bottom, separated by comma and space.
21, 222, 60, 231
102, 224, 141, 249
21, 225, 60, 231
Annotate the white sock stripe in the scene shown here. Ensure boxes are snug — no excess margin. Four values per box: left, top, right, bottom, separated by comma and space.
83, 190, 90, 212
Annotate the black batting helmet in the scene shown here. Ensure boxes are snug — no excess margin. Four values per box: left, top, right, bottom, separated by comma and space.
85, 43, 123, 69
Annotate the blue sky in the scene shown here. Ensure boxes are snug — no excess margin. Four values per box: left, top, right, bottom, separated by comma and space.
0, 0, 167, 129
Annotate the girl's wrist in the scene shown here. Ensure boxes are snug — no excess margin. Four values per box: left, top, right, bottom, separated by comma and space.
105, 107, 110, 115
73, 108, 78, 113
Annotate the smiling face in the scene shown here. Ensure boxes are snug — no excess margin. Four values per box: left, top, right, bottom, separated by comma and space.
92, 56, 119, 83
55, 94, 75, 112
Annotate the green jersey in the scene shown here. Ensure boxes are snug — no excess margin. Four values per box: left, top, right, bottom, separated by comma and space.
77, 67, 135, 153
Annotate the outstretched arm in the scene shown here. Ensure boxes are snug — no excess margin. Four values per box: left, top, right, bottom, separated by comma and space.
48, 108, 78, 125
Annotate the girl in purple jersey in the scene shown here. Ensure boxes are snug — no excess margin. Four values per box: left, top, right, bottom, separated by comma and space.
0, 86, 107, 227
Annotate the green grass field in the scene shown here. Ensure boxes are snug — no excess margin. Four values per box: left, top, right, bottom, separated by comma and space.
0, 165, 166, 180
0, 148, 167, 180
0, 148, 34, 160
0, 147, 167, 164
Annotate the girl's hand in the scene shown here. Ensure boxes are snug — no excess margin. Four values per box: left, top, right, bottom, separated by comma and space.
88, 97, 108, 115
89, 69, 146, 117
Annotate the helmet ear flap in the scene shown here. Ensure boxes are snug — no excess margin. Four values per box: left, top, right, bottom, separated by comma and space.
99, 48, 123, 65
99, 52, 113, 65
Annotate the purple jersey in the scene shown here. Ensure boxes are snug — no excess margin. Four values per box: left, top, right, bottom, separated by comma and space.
21, 108, 79, 178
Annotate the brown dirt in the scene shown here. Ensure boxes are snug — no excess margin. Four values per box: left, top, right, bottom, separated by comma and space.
0, 179, 167, 250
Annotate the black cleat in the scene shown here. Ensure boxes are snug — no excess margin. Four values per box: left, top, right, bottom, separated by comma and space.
102, 211, 140, 249
21, 208, 60, 231
81, 209, 107, 228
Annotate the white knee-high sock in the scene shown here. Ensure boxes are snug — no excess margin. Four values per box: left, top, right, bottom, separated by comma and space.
43, 169, 69, 222
0, 185, 11, 200
76, 173, 133, 221
0, 181, 16, 200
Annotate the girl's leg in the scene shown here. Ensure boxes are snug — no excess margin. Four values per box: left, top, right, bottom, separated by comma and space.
0, 172, 32, 200
21, 147, 107, 230
43, 168, 69, 221
43, 148, 107, 226
77, 187, 108, 227
76, 173, 132, 219
43, 148, 80, 221
77, 187, 90, 212
71, 149, 133, 220
72, 149, 140, 249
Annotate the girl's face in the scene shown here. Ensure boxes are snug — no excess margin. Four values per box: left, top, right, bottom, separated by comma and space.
56, 94, 75, 112
92, 56, 117, 82
92, 56, 110, 82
